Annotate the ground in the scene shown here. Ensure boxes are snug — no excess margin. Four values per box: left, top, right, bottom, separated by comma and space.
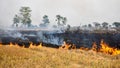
0, 45, 120, 68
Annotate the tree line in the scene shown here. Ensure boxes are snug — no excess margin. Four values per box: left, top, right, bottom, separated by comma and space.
12, 7, 120, 30
12, 7, 67, 27
82, 22, 120, 29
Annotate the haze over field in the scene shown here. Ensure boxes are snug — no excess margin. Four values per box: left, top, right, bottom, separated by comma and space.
0, 0, 120, 26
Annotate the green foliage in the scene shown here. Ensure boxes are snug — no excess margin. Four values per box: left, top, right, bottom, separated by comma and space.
102, 22, 108, 28
42, 15, 50, 24
113, 22, 120, 28
20, 7, 32, 27
88, 24, 92, 28
13, 15, 20, 27
62, 17, 67, 25
93, 22, 101, 27
13, 7, 32, 27
56, 15, 67, 26
66, 24, 71, 31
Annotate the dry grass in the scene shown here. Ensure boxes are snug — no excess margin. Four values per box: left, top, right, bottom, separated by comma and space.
0, 45, 120, 68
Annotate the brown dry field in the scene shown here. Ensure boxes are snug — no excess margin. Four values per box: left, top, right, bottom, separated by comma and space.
0, 45, 120, 68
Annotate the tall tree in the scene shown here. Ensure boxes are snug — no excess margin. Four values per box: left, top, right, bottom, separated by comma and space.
66, 24, 71, 31
93, 22, 101, 28
88, 24, 92, 28
42, 15, 50, 24
13, 14, 19, 27
62, 17, 67, 25
56, 15, 61, 26
56, 15, 67, 26
102, 22, 109, 29
19, 7, 32, 27
102, 22, 108, 27
112, 22, 120, 28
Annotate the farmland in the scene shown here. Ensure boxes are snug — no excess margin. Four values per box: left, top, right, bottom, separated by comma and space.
0, 45, 120, 68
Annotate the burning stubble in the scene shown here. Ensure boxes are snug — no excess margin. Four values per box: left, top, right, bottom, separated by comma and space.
0, 39, 120, 55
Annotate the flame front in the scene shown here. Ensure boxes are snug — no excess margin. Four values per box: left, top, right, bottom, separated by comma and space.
0, 42, 42, 48
29, 42, 42, 48
60, 40, 120, 55
99, 40, 120, 55
0, 40, 120, 55
59, 41, 76, 49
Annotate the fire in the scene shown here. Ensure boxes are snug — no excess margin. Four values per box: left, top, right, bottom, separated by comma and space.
60, 40, 120, 55
0, 40, 120, 55
0, 42, 20, 48
38, 43, 42, 48
29, 42, 36, 48
99, 40, 120, 55
9, 42, 14, 47
0, 42, 42, 48
0, 43, 2, 47
59, 41, 76, 49
0, 41, 2, 46
29, 42, 42, 48
92, 42, 97, 51
80, 47, 89, 51
90, 40, 120, 55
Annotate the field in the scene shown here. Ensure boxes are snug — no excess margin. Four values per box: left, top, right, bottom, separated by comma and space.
0, 45, 120, 68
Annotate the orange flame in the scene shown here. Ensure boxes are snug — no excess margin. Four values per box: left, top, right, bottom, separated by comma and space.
0, 40, 120, 55
99, 40, 120, 55
59, 41, 76, 49
91, 42, 97, 51
0, 43, 2, 47
80, 47, 89, 51
60, 40, 120, 55
29, 42, 42, 48
0, 42, 42, 48
9, 42, 14, 47
29, 42, 36, 48
0, 41, 2, 46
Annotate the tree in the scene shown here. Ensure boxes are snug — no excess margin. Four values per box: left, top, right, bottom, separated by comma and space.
56, 15, 67, 26
112, 22, 120, 28
56, 15, 61, 26
102, 22, 108, 29
82, 25, 87, 28
93, 22, 101, 28
109, 25, 111, 28
66, 24, 71, 31
88, 24, 92, 28
13, 14, 20, 27
19, 7, 32, 27
42, 15, 50, 24
94, 22, 100, 27
62, 17, 67, 25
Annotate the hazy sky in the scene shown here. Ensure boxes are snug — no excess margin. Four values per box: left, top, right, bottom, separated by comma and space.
0, 0, 120, 26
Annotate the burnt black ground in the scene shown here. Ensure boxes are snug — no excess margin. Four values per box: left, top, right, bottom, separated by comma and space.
0, 30, 120, 49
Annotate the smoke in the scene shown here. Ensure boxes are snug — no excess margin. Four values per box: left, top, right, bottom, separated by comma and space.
0, 0, 120, 46
0, 0, 120, 26
0, 23, 65, 45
